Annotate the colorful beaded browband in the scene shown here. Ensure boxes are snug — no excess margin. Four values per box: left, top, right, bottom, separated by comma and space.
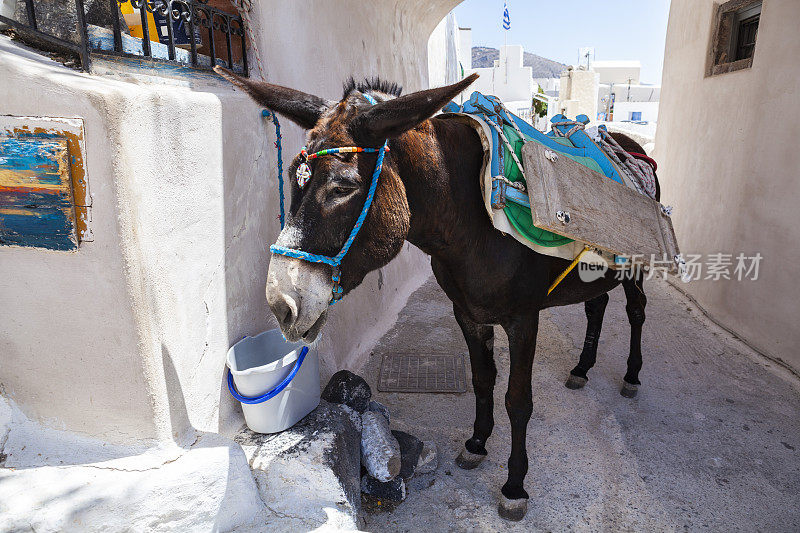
295, 145, 390, 188
303, 146, 388, 160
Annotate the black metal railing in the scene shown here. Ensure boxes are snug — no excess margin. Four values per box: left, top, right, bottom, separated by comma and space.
0, 0, 91, 69
0, 0, 248, 76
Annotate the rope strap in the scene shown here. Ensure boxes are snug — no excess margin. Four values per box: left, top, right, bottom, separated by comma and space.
230, 0, 265, 79
598, 129, 657, 200
485, 113, 528, 187
548, 245, 591, 295
627, 151, 657, 172
494, 174, 526, 192
262, 110, 285, 227
551, 120, 585, 138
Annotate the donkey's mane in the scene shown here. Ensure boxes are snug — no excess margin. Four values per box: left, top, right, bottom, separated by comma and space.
342, 76, 403, 99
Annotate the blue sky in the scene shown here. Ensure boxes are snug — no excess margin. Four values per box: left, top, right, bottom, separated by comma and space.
453, 0, 672, 84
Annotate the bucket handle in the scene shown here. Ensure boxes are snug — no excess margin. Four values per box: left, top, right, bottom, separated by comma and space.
227, 346, 309, 404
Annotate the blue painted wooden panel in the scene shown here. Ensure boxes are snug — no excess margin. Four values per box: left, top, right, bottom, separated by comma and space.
0, 136, 78, 250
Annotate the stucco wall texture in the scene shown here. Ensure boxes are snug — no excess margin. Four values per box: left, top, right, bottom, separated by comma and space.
654, 0, 800, 372
0, 0, 462, 443
0, 42, 277, 442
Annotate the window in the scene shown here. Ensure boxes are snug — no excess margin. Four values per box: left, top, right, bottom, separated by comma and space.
707, 0, 762, 76
731, 5, 760, 61
630, 111, 642, 122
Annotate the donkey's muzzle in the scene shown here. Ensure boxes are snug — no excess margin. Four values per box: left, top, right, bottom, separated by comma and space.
266, 254, 333, 342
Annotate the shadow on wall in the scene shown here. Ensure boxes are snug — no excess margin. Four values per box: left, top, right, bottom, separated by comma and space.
161, 343, 195, 443
217, 91, 281, 435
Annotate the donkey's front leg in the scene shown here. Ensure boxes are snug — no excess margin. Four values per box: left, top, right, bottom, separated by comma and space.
453, 305, 497, 470
498, 314, 539, 521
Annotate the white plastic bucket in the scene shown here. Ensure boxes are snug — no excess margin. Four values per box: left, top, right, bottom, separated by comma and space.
226, 329, 320, 434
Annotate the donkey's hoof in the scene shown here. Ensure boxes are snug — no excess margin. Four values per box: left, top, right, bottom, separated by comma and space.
455, 447, 486, 470
565, 374, 588, 390
620, 381, 639, 398
498, 495, 528, 521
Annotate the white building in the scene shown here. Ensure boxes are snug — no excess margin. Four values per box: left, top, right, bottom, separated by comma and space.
428, 12, 462, 89
465, 44, 535, 121
458, 25, 472, 74
533, 76, 560, 97
430, 31, 659, 131
429, 26, 537, 123
594, 60, 660, 123
593, 59, 642, 85
558, 65, 600, 121
429, 19, 560, 130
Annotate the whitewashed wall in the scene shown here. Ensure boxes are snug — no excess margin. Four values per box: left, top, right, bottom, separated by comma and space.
0, 0, 463, 444
655, 0, 800, 372
458, 27, 472, 71
428, 13, 461, 88
0, 41, 280, 443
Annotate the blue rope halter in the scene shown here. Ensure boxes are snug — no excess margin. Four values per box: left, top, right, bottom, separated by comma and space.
263, 93, 388, 305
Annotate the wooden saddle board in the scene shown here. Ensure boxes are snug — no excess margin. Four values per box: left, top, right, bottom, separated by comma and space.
521, 140, 681, 273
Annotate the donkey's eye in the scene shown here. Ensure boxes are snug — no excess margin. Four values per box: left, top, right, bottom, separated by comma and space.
332, 185, 355, 196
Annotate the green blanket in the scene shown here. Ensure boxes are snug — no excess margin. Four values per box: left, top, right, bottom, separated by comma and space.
501, 125, 604, 247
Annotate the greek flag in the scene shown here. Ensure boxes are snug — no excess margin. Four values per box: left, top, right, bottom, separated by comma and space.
502, 2, 511, 30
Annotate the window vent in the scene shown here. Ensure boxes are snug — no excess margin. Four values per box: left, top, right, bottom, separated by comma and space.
707, 1, 762, 76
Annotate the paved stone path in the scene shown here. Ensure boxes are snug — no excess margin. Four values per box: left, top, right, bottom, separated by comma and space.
362, 275, 800, 532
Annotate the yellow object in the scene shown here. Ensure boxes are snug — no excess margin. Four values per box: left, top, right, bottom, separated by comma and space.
120, 3, 159, 42
547, 245, 592, 295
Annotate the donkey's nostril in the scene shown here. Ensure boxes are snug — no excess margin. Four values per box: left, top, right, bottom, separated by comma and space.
271, 291, 300, 332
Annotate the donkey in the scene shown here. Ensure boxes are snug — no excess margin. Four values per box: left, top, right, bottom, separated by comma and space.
215, 67, 654, 521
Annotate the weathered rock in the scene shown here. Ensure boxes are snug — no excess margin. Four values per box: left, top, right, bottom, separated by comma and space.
369, 400, 390, 424
415, 440, 439, 474
360, 410, 401, 481
391, 430, 424, 481
236, 400, 362, 530
322, 369, 372, 413
361, 474, 406, 503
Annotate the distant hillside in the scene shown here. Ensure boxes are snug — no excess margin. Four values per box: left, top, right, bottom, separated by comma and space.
471, 46, 566, 79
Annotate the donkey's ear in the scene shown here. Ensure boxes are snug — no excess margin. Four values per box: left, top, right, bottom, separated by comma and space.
352, 73, 479, 145
214, 67, 333, 129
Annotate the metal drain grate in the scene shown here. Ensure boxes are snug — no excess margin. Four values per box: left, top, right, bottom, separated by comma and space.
377, 353, 467, 393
